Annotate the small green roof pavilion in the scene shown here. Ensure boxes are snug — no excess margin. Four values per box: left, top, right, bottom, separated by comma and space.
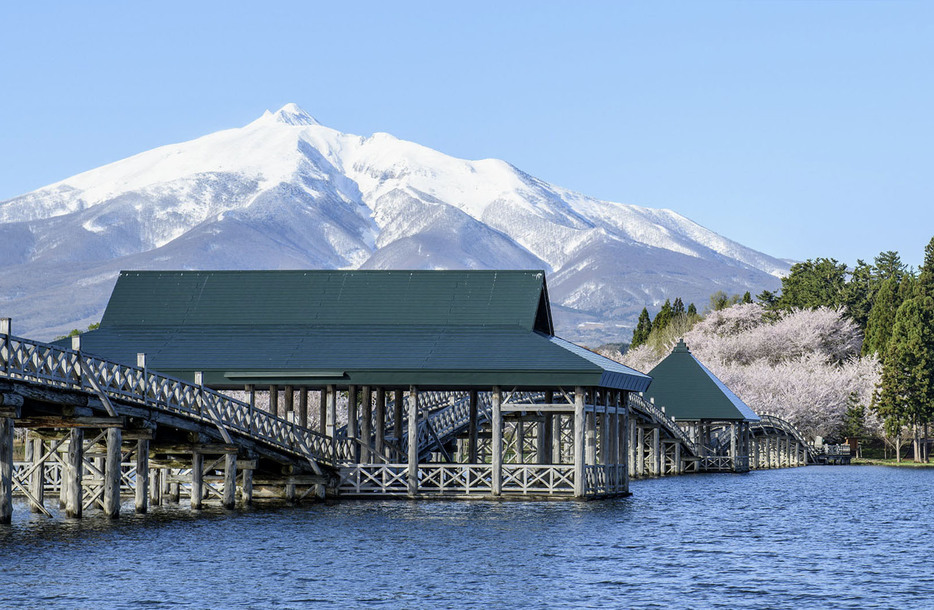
642, 339, 759, 422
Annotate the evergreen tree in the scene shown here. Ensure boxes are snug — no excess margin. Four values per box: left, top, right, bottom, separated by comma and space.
653, 299, 673, 331
687, 303, 698, 317
864, 276, 903, 356
708, 291, 730, 312
776, 258, 848, 310
874, 250, 906, 282
756, 289, 779, 309
843, 259, 874, 332
630, 307, 652, 349
672, 297, 685, 316
742, 291, 753, 304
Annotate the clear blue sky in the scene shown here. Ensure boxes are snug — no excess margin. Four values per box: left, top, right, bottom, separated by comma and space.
2, 1, 932, 267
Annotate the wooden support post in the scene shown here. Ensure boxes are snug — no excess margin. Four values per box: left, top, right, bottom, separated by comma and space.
651, 427, 661, 476
30, 436, 45, 513
374, 388, 385, 458
284, 385, 294, 422
191, 452, 203, 510
585, 408, 596, 466
326, 385, 337, 438
298, 389, 308, 428
541, 390, 554, 465
65, 428, 83, 518
103, 427, 122, 518
135, 439, 149, 514
674, 438, 682, 475
319, 389, 328, 434
636, 427, 645, 477
553, 414, 563, 464
269, 385, 279, 417
573, 387, 586, 497
393, 389, 404, 456
361, 386, 372, 463
468, 390, 479, 464
516, 419, 525, 464
347, 385, 358, 440
492, 386, 503, 496
241, 467, 253, 506
285, 479, 296, 503
621, 396, 630, 493
223, 453, 237, 509
247, 385, 256, 434
0, 418, 12, 524
407, 386, 419, 497
150, 467, 161, 506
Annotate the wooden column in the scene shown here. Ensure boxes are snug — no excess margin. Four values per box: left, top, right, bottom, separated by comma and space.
269, 385, 279, 417
191, 452, 203, 510
393, 389, 404, 448
516, 419, 525, 464
636, 427, 645, 477
374, 388, 386, 458
468, 390, 479, 463
103, 427, 122, 518
492, 387, 503, 496
30, 436, 45, 513
0, 417, 12, 524
284, 385, 294, 421
319, 389, 328, 434
652, 427, 661, 475
135, 439, 149, 514
541, 390, 554, 465
674, 440, 682, 475
573, 387, 586, 497
730, 422, 738, 471
585, 398, 596, 467
347, 385, 358, 440
407, 386, 419, 497
621, 395, 630, 493
361, 386, 372, 463
150, 467, 162, 506
241, 467, 253, 506
298, 389, 309, 428
247, 385, 256, 434
326, 384, 337, 446
64, 428, 84, 518
223, 453, 237, 509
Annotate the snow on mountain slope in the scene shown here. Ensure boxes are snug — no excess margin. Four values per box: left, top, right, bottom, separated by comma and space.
0, 104, 786, 343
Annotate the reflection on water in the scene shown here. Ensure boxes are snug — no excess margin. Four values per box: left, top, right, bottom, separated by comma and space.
1, 466, 932, 608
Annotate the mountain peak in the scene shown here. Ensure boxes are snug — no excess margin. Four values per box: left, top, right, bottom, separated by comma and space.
263, 103, 320, 126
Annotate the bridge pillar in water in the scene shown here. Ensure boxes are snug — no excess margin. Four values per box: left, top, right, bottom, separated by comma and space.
621, 397, 630, 493
136, 439, 149, 514
241, 467, 253, 506
348, 385, 358, 462
298, 388, 308, 429
65, 428, 84, 518
29, 436, 45, 513
361, 386, 372, 464
103, 427, 122, 518
492, 387, 503, 496
573, 387, 585, 497
191, 452, 203, 510
223, 453, 237, 509
0, 417, 12, 524
651, 427, 661, 476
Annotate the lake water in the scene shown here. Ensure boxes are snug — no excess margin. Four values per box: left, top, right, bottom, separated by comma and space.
1, 465, 932, 609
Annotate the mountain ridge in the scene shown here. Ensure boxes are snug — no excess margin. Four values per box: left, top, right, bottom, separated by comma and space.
0, 103, 786, 344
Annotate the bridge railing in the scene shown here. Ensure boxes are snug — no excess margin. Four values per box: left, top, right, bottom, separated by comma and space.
0, 334, 351, 465
756, 414, 817, 462
627, 392, 697, 456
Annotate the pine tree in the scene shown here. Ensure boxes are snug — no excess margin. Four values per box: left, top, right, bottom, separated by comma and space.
653, 299, 673, 332
776, 258, 848, 310
630, 308, 652, 349
687, 303, 698, 317
864, 276, 903, 356
742, 291, 753, 304
874, 250, 906, 282
672, 297, 685, 316
843, 260, 874, 332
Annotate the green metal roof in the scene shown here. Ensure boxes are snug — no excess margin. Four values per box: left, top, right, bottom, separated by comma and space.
69, 270, 650, 392
641, 340, 759, 422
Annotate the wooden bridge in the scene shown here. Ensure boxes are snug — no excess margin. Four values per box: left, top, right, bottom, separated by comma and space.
1, 328, 818, 522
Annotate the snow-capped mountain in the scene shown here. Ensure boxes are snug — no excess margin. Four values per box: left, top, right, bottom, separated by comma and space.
0, 103, 786, 344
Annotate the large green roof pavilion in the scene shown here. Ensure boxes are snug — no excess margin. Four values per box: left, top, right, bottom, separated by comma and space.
71, 269, 651, 392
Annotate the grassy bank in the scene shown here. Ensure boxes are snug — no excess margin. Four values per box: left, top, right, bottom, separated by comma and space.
852, 457, 934, 468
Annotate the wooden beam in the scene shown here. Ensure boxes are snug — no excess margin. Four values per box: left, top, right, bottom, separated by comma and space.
468, 390, 478, 464
374, 388, 385, 458
223, 453, 237, 509
30, 436, 45, 513
407, 386, 418, 497
16, 416, 125, 429
573, 387, 585, 497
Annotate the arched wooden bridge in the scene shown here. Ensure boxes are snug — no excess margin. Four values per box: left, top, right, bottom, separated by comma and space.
1, 330, 814, 522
